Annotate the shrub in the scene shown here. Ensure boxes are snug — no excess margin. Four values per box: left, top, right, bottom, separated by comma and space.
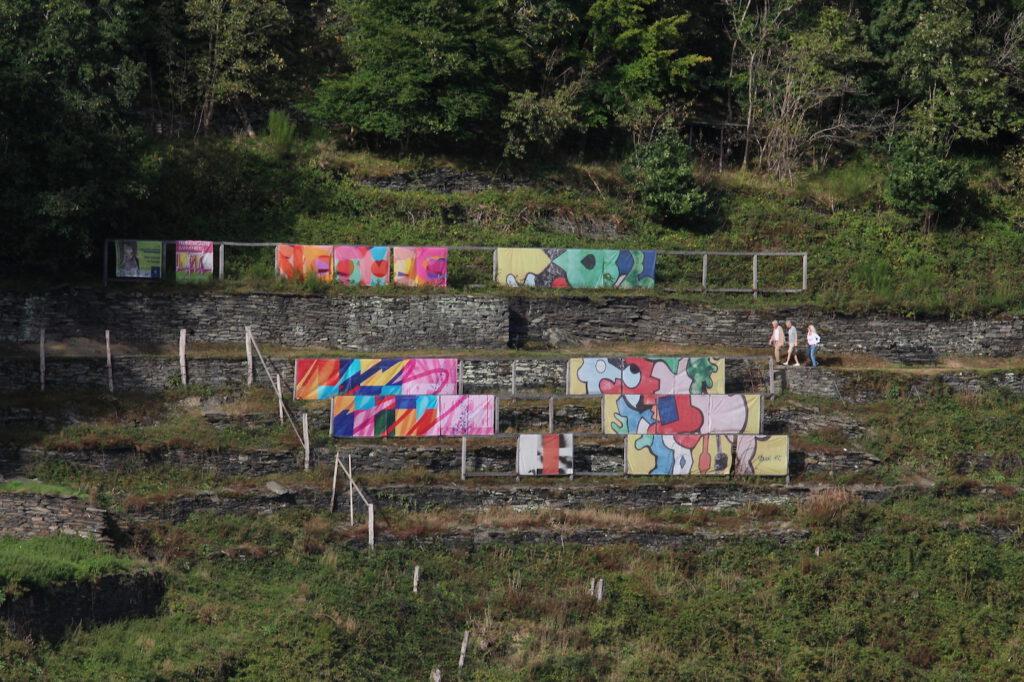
624, 129, 710, 224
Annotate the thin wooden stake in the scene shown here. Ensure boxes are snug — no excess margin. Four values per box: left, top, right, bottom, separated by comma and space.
276, 374, 284, 423
302, 413, 310, 470
589, 578, 596, 596
752, 254, 759, 299
349, 452, 354, 526
367, 504, 375, 547
461, 437, 467, 481
458, 630, 470, 669
245, 326, 254, 386
38, 328, 45, 391
329, 454, 340, 512
105, 330, 113, 392
548, 396, 554, 433
178, 329, 187, 386
413, 565, 421, 594
596, 579, 604, 602
219, 243, 225, 280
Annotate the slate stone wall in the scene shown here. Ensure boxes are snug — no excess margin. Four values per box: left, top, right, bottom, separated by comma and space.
0, 492, 112, 542
509, 297, 1024, 361
3, 289, 1021, 361
0, 289, 508, 349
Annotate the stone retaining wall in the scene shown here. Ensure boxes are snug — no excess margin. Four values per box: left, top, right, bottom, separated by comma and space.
509, 297, 1024, 360
0, 289, 508, 350
0, 492, 112, 542
1, 571, 164, 643
3, 289, 1022, 360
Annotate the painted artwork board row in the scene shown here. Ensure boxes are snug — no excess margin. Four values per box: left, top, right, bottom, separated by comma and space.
276, 245, 447, 286
295, 357, 732, 401
114, 240, 215, 282
514, 433, 788, 476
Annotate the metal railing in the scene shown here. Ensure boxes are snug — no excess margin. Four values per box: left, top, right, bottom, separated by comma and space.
102, 238, 808, 296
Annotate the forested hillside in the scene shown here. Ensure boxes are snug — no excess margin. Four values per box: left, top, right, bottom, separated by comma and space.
4, 0, 1024, 312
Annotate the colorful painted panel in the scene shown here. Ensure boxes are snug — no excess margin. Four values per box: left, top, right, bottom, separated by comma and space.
567, 357, 623, 395
496, 248, 656, 289
568, 357, 725, 395
602, 394, 762, 435
276, 244, 333, 282
334, 246, 389, 286
116, 240, 162, 278
517, 434, 573, 475
175, 240, 213, 282
393, 247, 447, 286
438, 395, 495, 435
626, 434, 733, 475
330, 395, 439, 437
734, 435, 789, 476
295, 358, 458, 399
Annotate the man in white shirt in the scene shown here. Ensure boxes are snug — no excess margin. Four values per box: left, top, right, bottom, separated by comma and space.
768, 320, 784, 364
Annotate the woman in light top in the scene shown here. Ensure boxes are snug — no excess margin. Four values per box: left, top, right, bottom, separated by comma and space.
806, 325, 821, 367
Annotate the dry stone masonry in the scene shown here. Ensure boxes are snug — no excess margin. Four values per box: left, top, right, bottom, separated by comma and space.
0, 492, 112, 542
2, 289, 1022, 360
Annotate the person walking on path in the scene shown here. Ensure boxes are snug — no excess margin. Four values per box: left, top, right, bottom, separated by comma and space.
784, 320, 801, 366
769, 320, 785, 364
806, 324, 821, 367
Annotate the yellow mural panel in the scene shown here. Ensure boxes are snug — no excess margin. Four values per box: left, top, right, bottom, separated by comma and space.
495, 248, 553, 287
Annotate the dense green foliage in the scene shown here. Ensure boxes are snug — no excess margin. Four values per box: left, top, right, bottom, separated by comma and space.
4, 0, 1024, 311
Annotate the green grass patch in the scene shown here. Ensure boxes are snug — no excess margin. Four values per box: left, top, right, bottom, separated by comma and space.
0, 536, 139, 597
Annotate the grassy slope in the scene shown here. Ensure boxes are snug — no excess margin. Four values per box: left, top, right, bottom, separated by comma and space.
104, 136, 1024, 316
2, 496, 1024, 680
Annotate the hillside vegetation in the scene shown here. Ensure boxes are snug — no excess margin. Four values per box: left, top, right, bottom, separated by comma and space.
4, 1, 1024, 316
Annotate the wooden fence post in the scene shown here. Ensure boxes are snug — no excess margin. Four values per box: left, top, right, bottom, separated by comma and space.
245, 326, 253, 386
349, 452, 354, 526
367, 504, 375, 547
38, 328, 45, 391
179, 329, 187, 386
701, 253, 709, 291
302, 413, 310, 470
276, 374, 283, 423
413, 565, 421, 594
752, 254, 759, 299
219, 243, 225, 280
458, 630, 470, 669
329, 454, 339, 513
105, 330, 113, 392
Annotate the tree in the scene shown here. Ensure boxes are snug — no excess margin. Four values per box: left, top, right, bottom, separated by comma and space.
0, 0, 143, 268
308, 0, 513, 146
184, 0, 290, 134
869, 0, 1024, 145
724, 2, 879, 177
585, 0, 709, 143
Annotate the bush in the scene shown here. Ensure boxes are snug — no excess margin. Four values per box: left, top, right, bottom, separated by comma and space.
624, 129, 710, 224
883, 134, 973, 232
